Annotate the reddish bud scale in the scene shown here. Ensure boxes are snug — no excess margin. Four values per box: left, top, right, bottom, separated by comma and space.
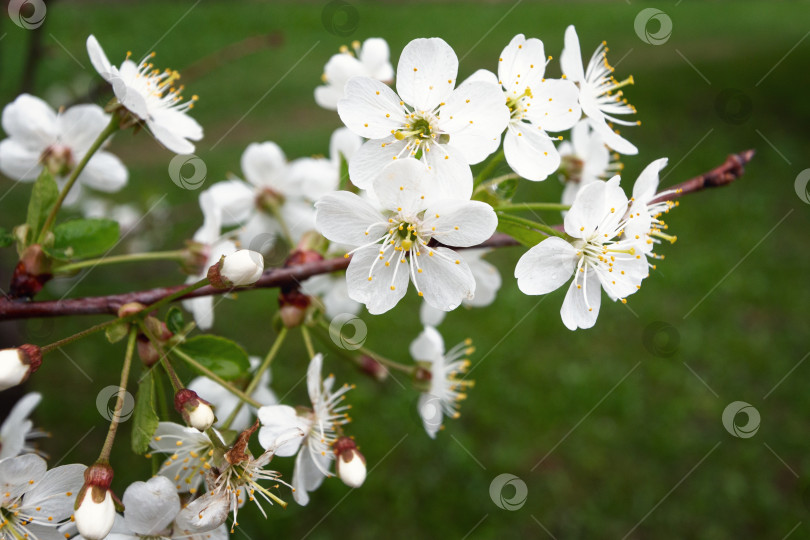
359, 355, 388, 382
17, 344, 42, 374
136, 335, 160, 366
174, 388, 201, 414
9, 245, 52, 299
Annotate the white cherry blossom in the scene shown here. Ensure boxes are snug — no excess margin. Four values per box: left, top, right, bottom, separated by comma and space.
315, 159, 498, 314
338, 37, 509, 200
0, 392, 46, 460
560, 25, 639, 155
148, 422, 216, 494
558, 120, 619, 207
315, 38, 394, 110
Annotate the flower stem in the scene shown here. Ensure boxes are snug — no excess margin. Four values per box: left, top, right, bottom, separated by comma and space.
220, 327, 288, 431
55, 250, 188, 274
38, 114, 120, 243
98, 328, 136, 461
40, 317, 123, 354
171, 347, 261, 408
494, 202, 571, 213
496, 212, 568, 239
473, 150, 505, 187
301, 325, 316, 359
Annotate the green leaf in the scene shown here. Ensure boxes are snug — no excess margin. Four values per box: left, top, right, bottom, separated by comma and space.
0, 227, 14, 248
497, 215, 548, 248
165, 307, 185, 335
131, 370, 160, 455
44, 218, 119, 260
26, 169, 59, 242
105, 321, 130, 344
179, 335, 251, 381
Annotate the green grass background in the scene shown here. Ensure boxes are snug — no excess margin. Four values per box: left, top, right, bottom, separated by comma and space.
1, 1, 809, 538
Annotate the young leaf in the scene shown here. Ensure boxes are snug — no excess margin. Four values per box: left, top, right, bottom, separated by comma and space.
43, 218, 120, 260
165, 307, 185, 335
105, 321, 130, 344
497, 215, 548, 248
131, 370, 160, 454
0, 227, 14, 248
25, 169, 59, 242
179, 335, 251, 380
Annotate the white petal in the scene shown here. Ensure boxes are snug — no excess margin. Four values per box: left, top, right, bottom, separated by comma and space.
23, 463, 86, 522
420, 146, 473, 200
515, 237, 577, 295
202, 180, 255, 226
409, 326, 444, 362
337, 77, 405, 139
466, 252, 502, 307
122, 476, 180, 536
150, 108, 202, 142
345, 245, 409, 314
315, 191, 383, 246
329, 126, 363, 167
147, 117, 195, 155
79, 151, 128, 192
314, 84, 344, 111
560, 267, 602, 330
632, 157, 668, 204
55, 104, 110, 153
396, 38, 458, 111
287, 156, 337, 199
587, 116, 638, 155
0, 454, 46, 501
174, 493, 229, 534
359, 38, 394, 81
257, 405, 308, 456
440, 81, 509, 164
182, 295, 215, 330
526, 78, 581, 132
563, 179, 609, 237
417, 246, 475, 311
596, 253, 648, 301
347, 136, 407, 190
0, 138, 41, 181
560, 25, 585, 83
306, 353, 324, 407
461, 68, 499, 86
0, 392, 40, 460
86, 35, 114, 80
371, 158, 430, 213
419, 302, 447, 327
149, 422, 210, 453
292, 445, 330, 506
418, 393, 441, 439
280, 198, 318, 245
423, 200, 497, 247
240, 141, 287, 191
2, 93, 57, 148
498, 34, 546, 93
503, 124, 560, 181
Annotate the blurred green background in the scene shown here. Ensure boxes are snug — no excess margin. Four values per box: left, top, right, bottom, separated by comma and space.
1, 1, 809, 538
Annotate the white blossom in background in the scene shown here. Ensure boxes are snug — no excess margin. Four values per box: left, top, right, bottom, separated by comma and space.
315, 159, 498, 314
0, 94, 128, 198
558, 120, 618, 207
86, 35, 203, 154
338, 37, 509, 200
315, 38, 394, 110
515, 176, 651, 330
149, 422, 215, 494
560, 25, 639, 155
0, 454, 86, 539
419, 248, 502, 327
81, 196, 142, 234
468, 34, 581, 181
301, 271, 362, 318
182, 190, 236, 330
257, 354, 353, 506
410, 326, 474, 439
0, 392, 46, 460
188, 356, 278, 432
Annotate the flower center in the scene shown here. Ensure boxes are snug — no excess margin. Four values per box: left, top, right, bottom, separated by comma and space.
506, 87, 533, 122
40, 143, 74, 176
393, 112, 448, 159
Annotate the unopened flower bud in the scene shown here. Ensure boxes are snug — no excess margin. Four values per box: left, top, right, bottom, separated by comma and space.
174, 389, 216, 431
208, 250, 264, 288
117, 302, 146, 318
0, 345, 42, 391
334, 437, 366, 488
183, 240, 210, 275
358, 355, 388, 382
136, 334, 160, 366
74, 462, 117, 540
278, 289, 311, 328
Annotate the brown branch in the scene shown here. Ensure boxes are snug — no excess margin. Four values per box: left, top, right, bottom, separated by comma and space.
0, 150, 753, 321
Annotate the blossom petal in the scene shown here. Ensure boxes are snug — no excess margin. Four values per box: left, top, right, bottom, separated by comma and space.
0, 454, 46, 501
292, 445, 331, 506
560, 267, 602, 330
202, 180, 255, 226
55, 104, 110, 153
0, 392, 40, 460
348, 136, 407, 190
498, 34, 546, 94
79, 151, 128, 192
418, 392, 442, 439
587, 116, 638, 155
287, 156, 337, 199
345, 245, 409, 314
423, 200, 497, 247
86, 35, 114, 80
440, 81, 509, 164
409, 326, 444, 362
420, 145, 473, 200
359, 38, 394, 81
396, 38, 458, 111
174, 493, 229, 534
515, 237, 577, 295
315, 191, 384, 246
560, 25, 585, 83
503, 124, 560, 181
122, 476, 180, 536
526, 79, 581, 132
240, 141, 288, 191
2, 93, 57, 148
632, 157, 668, 204
338, 77, 405, 139
0, 138, 41, 181
372, 158, 429, 213
564, 179, 609, 237
416, 246, 475, 311
596, 253, 648, 301
23, 463, 86, 523
329, 126, 363, 167
419, 302, 447, 327
465, 249, 502, 307
257, 405, 308, 456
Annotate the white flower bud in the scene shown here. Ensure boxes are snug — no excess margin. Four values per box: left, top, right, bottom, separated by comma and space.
174, 389, 216, 432
208, 250, 264, 288
0, 345, 41, 391
334, 437, 366, 488
187, 402, 216, 431
74, 487, 115, 540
